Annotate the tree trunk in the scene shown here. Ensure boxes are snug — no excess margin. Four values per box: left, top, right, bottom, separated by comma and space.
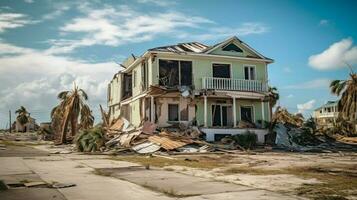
70, 114, 78, 137
59, 97, 75, 144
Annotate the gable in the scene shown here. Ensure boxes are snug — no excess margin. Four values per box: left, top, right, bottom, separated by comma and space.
205, 37, 267, 60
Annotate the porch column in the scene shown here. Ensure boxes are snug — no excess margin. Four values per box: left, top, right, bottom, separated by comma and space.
261, 101, 265, 128
233, 97, 237, 127
150, 96, 155, 123
204, 95, 207, 127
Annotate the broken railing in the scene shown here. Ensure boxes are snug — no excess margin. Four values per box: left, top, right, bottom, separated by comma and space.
202, 77, 266, 92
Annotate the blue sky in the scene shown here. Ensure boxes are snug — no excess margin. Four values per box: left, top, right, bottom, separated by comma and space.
0, 0, 356, 128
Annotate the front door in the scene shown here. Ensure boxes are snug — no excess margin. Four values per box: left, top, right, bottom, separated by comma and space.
241, 106, 253, 123
212, 105, 229, 126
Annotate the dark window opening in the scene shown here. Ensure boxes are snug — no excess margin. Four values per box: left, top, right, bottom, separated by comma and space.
142, 61, 147, 90
244, 66, 255, 80
212, 63, 230, 78
212, 105, 229, 126
241, 106, 253, 123
159, 60, 192, 87
122, 73, 132, 100
222, 43, 243, 53
180, 61, 192, 86
168, 104, 179, 121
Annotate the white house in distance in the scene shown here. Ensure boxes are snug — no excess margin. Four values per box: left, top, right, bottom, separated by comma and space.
313, 101, 339, 129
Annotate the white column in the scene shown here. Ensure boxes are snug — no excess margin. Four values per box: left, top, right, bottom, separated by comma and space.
204, 96, 207, 127
150, 96, 155, 123
267, 101, 271, 121
261, 101, 265, 128
233, 97, 237, 127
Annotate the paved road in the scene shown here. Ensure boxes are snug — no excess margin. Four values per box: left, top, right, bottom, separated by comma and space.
0, 144, 303, 200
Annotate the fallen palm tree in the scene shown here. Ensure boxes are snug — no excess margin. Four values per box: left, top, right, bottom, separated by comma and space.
51, 83, 94, 144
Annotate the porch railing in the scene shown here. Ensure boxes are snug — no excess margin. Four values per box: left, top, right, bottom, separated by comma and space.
202, 77, 267, 92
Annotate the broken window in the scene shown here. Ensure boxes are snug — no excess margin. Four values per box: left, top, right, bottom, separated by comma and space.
168, 104, 179, 121
159, 60, 192, 87
241, 106, 253, 123
141, 61, 147, 90
222, 43, 243, 53
244, 66, 256, 80
133, 71, 137, 88
212, 63, 230, 78
122, 73, 132, 100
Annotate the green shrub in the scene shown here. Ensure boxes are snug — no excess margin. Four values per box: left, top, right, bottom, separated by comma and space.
232, 131, 257, 149
75, 126, 105, 152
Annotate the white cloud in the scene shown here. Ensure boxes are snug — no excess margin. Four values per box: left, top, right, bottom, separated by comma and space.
136, 0, 176, 7
297, 99, 316, 114
283, 78, 330, 89
319, 19, 329, 26
42, 4, 70, 20
309, 38, 357, 70
24, 0, 34, 3
0, 41, 120, 124
0, 12, 35, 32
287, 94, 294, 98
283, 67, 292, 73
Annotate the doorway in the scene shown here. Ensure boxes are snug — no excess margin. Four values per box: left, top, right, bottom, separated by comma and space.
240, 106, 254, 123
212, 105, 232, 127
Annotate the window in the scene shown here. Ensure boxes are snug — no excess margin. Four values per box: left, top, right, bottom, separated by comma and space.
241, 106, 253, 123
168, 104, 179, 121
212, 63, 230, 78
180, 104, 189, 121
244, 66, 256, 80
222, 43, 243, 53
159, 60, 192, 87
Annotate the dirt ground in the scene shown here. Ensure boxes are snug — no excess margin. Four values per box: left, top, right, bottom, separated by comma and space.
1, 137, 356, 200
112, 151, 357, 199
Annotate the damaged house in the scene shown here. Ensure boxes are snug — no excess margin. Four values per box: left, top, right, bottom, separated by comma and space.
107, 36, 273, 143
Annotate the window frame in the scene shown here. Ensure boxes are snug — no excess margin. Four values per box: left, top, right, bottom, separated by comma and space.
239, 105, 255, 123
168, 103, 179, 122
243, 65, 256, 80
212, 62, 232, 79
158, 59, 193, 87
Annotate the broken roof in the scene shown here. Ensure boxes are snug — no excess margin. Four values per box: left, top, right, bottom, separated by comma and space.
149, 42, 208, 53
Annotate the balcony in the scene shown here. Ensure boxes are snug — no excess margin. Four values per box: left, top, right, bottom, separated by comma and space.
202, 77, 267, 92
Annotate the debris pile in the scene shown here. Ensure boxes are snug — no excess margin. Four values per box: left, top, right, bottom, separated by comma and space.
102, 117, 213, 154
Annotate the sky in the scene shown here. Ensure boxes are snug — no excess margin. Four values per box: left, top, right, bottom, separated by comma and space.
0, 0, 356, 128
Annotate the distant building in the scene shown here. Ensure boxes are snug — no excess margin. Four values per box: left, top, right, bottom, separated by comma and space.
13, 116, 38, 132
313, 101, 338, 129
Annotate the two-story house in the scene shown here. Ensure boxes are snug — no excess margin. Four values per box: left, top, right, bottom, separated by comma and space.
313, 101, 339, 129
107, 36, 273, 143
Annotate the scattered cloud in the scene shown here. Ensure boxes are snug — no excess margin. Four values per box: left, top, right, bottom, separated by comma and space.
283, 67, 292, 73
42, 4, 70, 20
297, 99, 316, 114
24, 0, 34, 3
309, 38, 357, 70
287, 94, 294, 98
0, 12, 35, 32
0, 40, 119, 123
319, 19, 329, 26
136, 0, 176, 7
283, 78, 331, 89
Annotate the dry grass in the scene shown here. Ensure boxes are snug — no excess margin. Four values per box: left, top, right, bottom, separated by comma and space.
109, 155, 224, 169
222, 165, 357, 199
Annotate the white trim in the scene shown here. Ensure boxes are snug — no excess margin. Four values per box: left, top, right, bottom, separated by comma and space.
240, 105, 256, 123
151, 51, 273, 63
211, 62, 232, 78
204, 96, 208, 127
243, 65, 256, 80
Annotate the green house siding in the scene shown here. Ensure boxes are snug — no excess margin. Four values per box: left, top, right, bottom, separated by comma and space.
154, 53, 267, 90
195, 98, 269, 127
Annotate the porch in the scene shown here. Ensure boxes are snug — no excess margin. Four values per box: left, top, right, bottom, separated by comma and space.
202, 77, 267, 92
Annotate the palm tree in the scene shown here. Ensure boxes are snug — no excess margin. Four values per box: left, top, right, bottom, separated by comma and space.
15, 106, 30, 130
51, 84, 94, 144
267, 86, 280, 119
330, 69, 357, 122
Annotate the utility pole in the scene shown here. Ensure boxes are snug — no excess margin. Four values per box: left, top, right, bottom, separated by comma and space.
9, 110, 11, 133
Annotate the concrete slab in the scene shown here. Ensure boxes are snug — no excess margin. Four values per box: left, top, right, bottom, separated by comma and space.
0, 157, 32, 175
0, 188, 66, 200
0, 145, 49, 157
106, 167, 253, 196
181, 190, 304, 200
78, 159, 141, 169
23, 157, 173, 200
